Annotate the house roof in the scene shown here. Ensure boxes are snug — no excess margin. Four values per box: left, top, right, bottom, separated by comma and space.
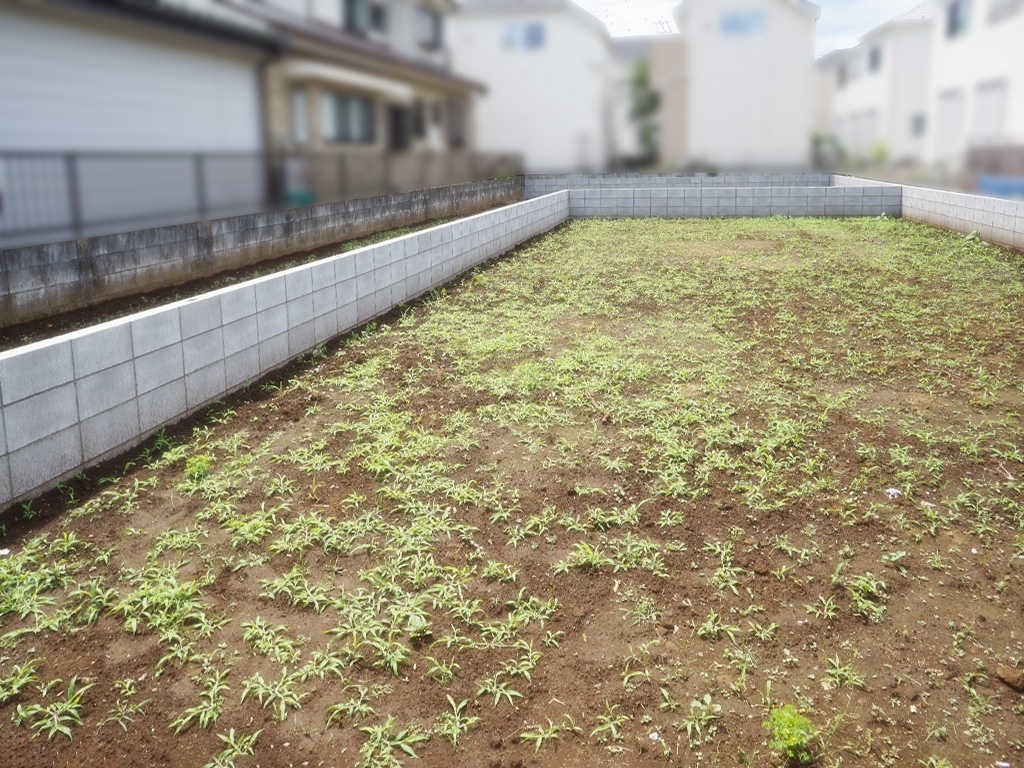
226, 0, 485, 93
54, 0, 283, 48
859, 1, 933, 42
456, 0, 616, 54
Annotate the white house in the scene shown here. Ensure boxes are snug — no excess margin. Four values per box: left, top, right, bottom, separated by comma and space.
448, 0, 625, 172
925, 0, 1024, 169
663, 0, 820, 169
817, 1, 934, 165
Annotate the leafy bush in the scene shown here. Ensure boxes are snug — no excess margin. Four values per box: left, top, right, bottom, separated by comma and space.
764, 704, 819, 765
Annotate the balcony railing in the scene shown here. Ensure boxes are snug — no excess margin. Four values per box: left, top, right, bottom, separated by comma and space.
0, 150, 521, 249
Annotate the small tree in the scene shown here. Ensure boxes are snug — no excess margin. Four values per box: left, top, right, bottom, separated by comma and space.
629, 59, 660, 163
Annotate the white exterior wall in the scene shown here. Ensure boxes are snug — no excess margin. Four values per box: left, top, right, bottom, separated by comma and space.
827, 24, 931, 164
0, 4, 264, 152
676, 0, 818, 167
450, 7, 614, 172
926, 0, 1024, 167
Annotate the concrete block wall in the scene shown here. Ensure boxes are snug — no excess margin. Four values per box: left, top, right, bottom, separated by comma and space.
525, 173, 831, 198
0, 177, 524, 329
901, 186, 1024, 252
567, 186, 901, 218
0, 191, 568, 509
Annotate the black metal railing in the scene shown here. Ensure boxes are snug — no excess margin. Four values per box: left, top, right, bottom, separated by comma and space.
0, 150, 521, 248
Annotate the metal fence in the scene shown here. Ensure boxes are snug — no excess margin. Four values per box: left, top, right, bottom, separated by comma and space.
0, 150, 521, 248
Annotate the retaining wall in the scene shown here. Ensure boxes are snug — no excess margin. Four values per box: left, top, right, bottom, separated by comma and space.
0, 191, 568, 508
0, 177, 525, 329
901, 185, 1024, 252
566, 185, 901, 219
526, 172, 832, 198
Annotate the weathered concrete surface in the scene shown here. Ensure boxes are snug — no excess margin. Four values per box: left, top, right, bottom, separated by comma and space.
0, 177, 524, 328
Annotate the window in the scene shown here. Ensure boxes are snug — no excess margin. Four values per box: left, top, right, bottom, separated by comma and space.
388, 105, 413, 150
412, 99, 426, 138
502, 22, 545, 49
447, 99, 466, 149
946, 0, 972, 37
836, 63, 847, 89
369, 3, 387, 32
291, 88, 308, 145
416, 6, 442, 50
910, 113, 926, 137
868, 45, 882, 72
973, 80, 1008, 142
321, 92, 375, 144
343, 0, 369, 35
719, 10, 766, 37
990, 0, 1022, 22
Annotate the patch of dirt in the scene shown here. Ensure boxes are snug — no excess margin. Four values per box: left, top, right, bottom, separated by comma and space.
2, 217, 1023, 768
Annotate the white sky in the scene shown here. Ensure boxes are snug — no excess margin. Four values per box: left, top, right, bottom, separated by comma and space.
572, 0, 928, 56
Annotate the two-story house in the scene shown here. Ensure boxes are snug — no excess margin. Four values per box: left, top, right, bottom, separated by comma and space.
448, 0, 627, 173
816, 2, 933, 166
925, 0, 1024, 173
231, 0, 495, 201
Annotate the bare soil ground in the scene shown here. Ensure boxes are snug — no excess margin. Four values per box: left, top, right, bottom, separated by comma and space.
2, 216, 1023, 768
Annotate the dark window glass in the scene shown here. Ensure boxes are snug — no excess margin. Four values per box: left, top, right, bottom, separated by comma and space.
370, 3, 387, 31
869, 46, 882, 72
388, 105, 413, 151
416, 6, 442, 49
448, 99, 466, 149
911, 114, 926, 137
323, 92, 375, 144
343, 0, 369, 35
523, 23, 545, 48
413, 99, 426, 138
947, 0, 972, 37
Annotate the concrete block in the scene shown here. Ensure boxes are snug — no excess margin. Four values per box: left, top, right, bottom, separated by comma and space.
134, 344, 184, 396
285, 267, 313, 301
185, 362, 227, 409
0, 339, 74, 405
131, 308, 181, 357
257, 303, 288, 342
225, 346, 260, 390
179, 297, 223, 340
81, 399, 139, 458
223, 315, 258, 357
183, 328, 225, 374
259, 333, 289, 373
71, 322, 133, 379
0, 453, 11, 507
255, 275, 287, 311
220, 285, 257, 324
9, 425, 83, 498
336, 254, 356, 281
76, 361, 135, 420
5, 382, 79, 452
356, 295, 376, 324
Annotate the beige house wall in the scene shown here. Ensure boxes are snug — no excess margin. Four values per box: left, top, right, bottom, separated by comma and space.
650, 35, 688, 168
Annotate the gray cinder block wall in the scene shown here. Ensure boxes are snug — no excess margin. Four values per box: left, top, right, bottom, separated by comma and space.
0, 191, 568, 509
0, 177, 525, 329
525, 172, 832, 198
566, 185, 901, 219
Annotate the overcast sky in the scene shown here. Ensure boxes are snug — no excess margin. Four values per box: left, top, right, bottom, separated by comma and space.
573, 0, 927, 56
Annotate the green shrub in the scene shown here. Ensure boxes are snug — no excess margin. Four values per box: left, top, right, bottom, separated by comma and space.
764, 704, 819, 765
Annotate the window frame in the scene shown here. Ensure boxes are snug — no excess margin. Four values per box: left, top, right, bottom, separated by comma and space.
321, 91, 376, 145
416, 6, 443, 50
